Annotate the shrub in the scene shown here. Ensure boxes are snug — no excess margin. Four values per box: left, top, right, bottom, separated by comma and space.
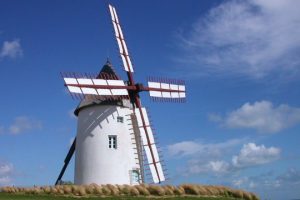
134, 185, 150, 196
162, 185, 174, 195
129, 186, 140, 196
71, 185, 80, 195
205, 186, 219, 196
181, 184, 199, 195
85, 184, 95, 194
107, 184, 119, 196
196, 185, 208, 195
50, 187, 58, 195
243, 191, 253, 200
118, 184, 131, 195
173, 186, 185, 195
251, 192, 260, 200
94, 185, 103, 195
101, 185, 111, 195
42, 186, 51, 194
77, 186, 86, 196
62, 185, 72, 194
231, 189, 244, 199
32, 187, 42, 194
0, 183, 260, 199
147, 185, 165, 196
1, 187, 10, 193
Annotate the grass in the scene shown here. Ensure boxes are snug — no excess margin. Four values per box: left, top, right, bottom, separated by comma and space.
0, 184, 259, 200
0, 192, 245, 200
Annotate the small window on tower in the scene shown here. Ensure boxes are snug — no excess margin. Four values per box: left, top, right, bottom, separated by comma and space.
117, 116, 124, 123
108, 135, 117, 149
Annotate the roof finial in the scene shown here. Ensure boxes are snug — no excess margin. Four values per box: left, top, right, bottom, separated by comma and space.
106, 57, 111, 65
106, 48, 111, 65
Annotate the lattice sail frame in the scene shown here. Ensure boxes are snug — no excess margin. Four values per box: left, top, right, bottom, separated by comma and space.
109, 4, 134, 73
64, 77, 129, 96
134, 107, 165, 183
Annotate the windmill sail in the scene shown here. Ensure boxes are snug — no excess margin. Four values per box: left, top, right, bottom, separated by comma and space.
148, 81, 186, 98
109, 4, 134, 73
64, 77, 129, 96
134, 107, 165, 183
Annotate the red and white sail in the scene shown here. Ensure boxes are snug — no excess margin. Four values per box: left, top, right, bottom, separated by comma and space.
64, 77, 129, 96
109, 4, 134, 73
148, 81, 186, 98
134, 107, 165, 183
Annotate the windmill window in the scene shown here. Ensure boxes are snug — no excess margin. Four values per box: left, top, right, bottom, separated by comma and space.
108, 135, 117, 149
117, 116, 124, 123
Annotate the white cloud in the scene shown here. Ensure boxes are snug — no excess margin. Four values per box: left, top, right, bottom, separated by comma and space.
168, 141, 202, 157
232, 143, 280, 168
168, 139, 280, 176
0, 163, 13, 176
168, 138, 244, 157
9, 116, 42, 135
188, 160, 231, 174
0, 39, 23, 59
177, 0, 300, 78
0, 162, 13, 186
211, 101, 300, 133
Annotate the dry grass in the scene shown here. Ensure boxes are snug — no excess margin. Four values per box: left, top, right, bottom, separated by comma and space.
0, 184, 259, 199
134, 185, 150, 196
146, 185, 165, 196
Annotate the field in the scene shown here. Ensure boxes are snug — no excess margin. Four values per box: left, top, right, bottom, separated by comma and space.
0, 193, 243, 200
0, 184, 259, 200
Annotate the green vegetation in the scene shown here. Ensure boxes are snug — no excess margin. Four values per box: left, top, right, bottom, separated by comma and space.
0, 184, 259, 200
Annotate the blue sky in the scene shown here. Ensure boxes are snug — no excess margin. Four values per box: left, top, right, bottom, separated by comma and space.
0, 0, 300, 199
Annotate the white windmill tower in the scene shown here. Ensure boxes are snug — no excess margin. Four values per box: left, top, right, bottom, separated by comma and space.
55, 4, 186, 185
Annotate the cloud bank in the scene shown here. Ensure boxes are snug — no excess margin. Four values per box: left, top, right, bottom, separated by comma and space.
210, 100, 300, 133
168, 140, 280, 175
177, 0, 300, 78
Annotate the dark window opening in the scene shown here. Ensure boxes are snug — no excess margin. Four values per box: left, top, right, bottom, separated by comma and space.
108, 135, 117, 149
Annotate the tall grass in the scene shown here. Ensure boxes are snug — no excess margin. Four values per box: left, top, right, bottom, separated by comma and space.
0, 184, 259, 199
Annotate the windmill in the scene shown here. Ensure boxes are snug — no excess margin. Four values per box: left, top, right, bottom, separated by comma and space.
55, 4, 186, 185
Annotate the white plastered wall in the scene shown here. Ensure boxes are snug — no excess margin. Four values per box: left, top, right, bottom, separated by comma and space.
74, 104, 140, 185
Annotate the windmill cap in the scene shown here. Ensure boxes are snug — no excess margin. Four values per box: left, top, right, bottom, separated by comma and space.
96, 59, 120, 79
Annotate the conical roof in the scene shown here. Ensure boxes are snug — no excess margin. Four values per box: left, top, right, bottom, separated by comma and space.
73, 60, 130, 116
96, 59, 120, 80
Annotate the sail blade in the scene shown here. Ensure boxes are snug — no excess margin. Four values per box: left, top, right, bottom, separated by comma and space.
134, 107, 165, 183
63, 77, 129, 96
109, 4, 134, 73
147, 80, 186, 102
